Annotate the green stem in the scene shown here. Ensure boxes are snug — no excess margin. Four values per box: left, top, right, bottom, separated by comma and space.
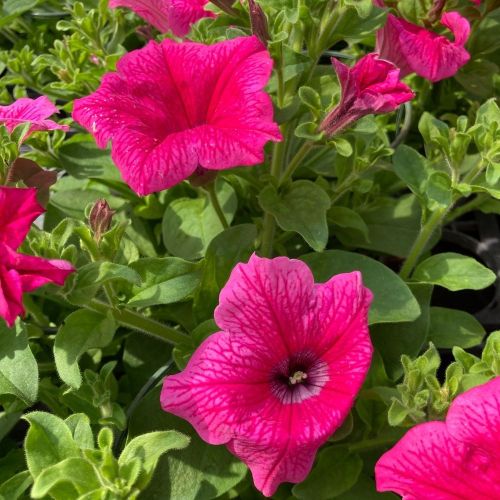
347, 436, 398, 453
399, 208, 448, 280
445, 194, 486, 224
87, 299, 189, 345
279, 142, 314, 185
260, 136, 288, 257
206, 182, 229, 229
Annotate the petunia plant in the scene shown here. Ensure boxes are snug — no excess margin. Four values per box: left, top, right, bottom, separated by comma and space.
0, 0, 499, 499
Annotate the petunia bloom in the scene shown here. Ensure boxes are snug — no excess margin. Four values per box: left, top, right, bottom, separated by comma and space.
376, 376, 500, 499
72, 36, 282, 196
320, 53, 414, 136
376, 11, 471, 82
108, 0, 214, 37
0, 96, 69, 138
161, 255, 373, 496
0, 187, 74, 327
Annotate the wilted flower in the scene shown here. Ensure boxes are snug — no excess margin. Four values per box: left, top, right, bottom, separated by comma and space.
108, 0, 215, 37
376, 11, 471, 82
376, 377, 500, 499
0, 96, 68, 138
73, 36, 281, 196
161, 255, 373, 496
89, 199, 115, 242
0, 187, 74, 327
320, 53, 414, 136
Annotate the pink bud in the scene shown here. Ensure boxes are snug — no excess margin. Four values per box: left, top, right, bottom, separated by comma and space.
89, 199, 115, 242
248, 0, 269, 45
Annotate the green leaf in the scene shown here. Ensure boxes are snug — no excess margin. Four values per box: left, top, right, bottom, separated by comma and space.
426, 171, 452, 210
31, 457, 101, 499
393, 145, 430, 198
0, 321, 38, 405
162, 180, 237, 260
298, 86, 321, 111
301, 250, 421, 324
295, 122, 323, 141
329, 206, 369, 240
67, 261, 141, 304
128, 388, 247, 500
259, 180, 331, 251
193, 224, 257, 322
413, 253, 496, 291
24, 412, 80, 479
429, 307, 486, 349
330, 137, 353, 157
54, 310, 117, 389
0, 471, 32, 500
64, 414, 94, 449
292, 447, 362, 499
119, 431, 190, 489
0, 0, 42, 28
128, 258, 202, 307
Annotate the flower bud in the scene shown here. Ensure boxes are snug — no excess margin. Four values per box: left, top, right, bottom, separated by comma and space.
210, 0, 238, 16
248, 0, 270, 45
89, 199, 115, 242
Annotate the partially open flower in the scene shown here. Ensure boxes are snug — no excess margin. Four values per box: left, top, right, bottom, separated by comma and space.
0, 96, 68, 139
376, 377, 500, 499
73, 36, 282, 196
161, 254, 373, 496
376, 11, 471, 82
320, 53, 414, 136
0, 187, 74, 327
108, 0, 215, 37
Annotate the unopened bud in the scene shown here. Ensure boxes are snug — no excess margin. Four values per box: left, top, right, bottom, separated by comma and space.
248, 0, 269, 46
427, 0, 445, 25
89, 199, 115, 242
210, 0, 238, 16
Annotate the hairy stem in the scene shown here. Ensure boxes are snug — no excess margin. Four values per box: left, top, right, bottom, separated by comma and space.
279, 142, 314, 185
206, 182, 229, 229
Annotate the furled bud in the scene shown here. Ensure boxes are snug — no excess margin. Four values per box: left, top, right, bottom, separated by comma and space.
89, 199, 115, 242
210, 0, 238, 16
248, 0, 270, 45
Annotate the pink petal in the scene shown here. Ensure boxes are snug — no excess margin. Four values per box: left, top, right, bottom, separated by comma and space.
375, 421, 500, 499
0, 187, 44, 250
109, 0, 214, 37
72, 36, 281, 196
378, 13, 471, 82
0, 96, 69, 136
0, 266, 24, 327
214, 254, 316, 357
446, 377, 500, 460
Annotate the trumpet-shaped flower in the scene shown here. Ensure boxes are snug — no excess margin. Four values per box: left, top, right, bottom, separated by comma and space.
376, 377, 500, 499
161, 255, 373, 496
0, 96, 68, 138
320, 53, 414, 136
108, 0, 214, 37
0, 187, 74, 327
72, 36, 281, 196
376, 12, 471, 82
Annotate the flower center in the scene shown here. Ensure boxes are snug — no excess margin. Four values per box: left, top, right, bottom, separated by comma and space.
270, 350, 329, 404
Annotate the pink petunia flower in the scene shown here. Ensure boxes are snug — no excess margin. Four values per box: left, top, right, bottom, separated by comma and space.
0, 187, 74, 327
0, 96, 69, 138
376, 11, 471, 82
320, 53, 414, 136
376, 377, 500, 499
161, 255, 373, 496
72, 36, 282, 196
108, 0, 214, 37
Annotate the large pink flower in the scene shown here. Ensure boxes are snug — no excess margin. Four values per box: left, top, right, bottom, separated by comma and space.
376, 11, 471, 82
0, 187, 74, 327
161, 255, 373, 496
108, 0, 214, 37
72, 36, 282, 196
376, 377, 500, 499
320, 53, 414, 136
0, 96, 69, 137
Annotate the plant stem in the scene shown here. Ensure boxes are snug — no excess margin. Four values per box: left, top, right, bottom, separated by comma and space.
87, 299, 189, 345
445, 194, 486, 224
391, 102, 413, 149
206, 182, 229, 229
347, 436, 398, 453
260, 130, 288, 257
279, 142, 314, 185
399, 208, 448, 280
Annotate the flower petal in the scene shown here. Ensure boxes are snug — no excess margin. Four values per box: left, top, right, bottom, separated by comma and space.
214, 254, 316, 357
446, 377, 500, 459
0, 187, 43, 250
375, 421, 500, 499
109, 0, 214, 37
0, 266, 24, 327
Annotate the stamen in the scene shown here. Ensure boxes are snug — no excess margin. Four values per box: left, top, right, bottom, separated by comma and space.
289, 371, 308, 385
